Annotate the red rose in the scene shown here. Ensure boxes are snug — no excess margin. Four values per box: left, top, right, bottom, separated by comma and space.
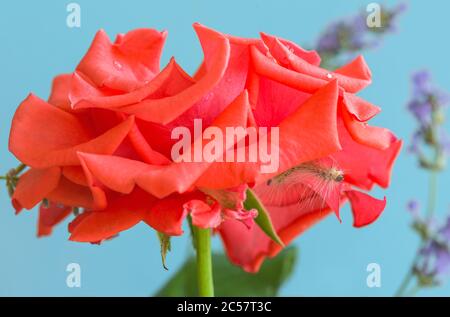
8, 24, 400, 273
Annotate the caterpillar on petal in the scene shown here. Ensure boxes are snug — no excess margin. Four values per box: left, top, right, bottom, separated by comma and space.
255, 158, 345, 219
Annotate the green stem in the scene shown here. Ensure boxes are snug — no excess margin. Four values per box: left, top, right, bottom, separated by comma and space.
395, 161, 439, 296
15, 163, 26, 174
406, 284, 421, 297
193, 226, 214, 297
426, 170, 438, 219
395, 269, 414, 297
1, 163, 27, 180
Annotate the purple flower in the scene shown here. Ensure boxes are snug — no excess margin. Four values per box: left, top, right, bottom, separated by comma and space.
438, 130, 450, 154
435, 248, 450, 277
414, 214, 450, 285
316, 30, 340, 53
439, 216, 450, 242
381, 2, 409, 33
315, 3, 406, 62
408, 100, 432, 127
407, 200, 421, 216
407, 70, 450, 169
418, 241, 450, 282
412, 70, 432, 96
408, 131, 423, 154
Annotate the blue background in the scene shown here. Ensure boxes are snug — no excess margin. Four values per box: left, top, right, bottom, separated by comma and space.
1, 0, 449, 296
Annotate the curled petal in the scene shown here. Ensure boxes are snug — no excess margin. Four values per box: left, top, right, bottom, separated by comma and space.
62, 166, 89, 186
184, 200, 222, 229
346, 190, 387, 228
334, 120, 402, 189
252, 76, 310, 127
334, 56, 372, 86
69, 188, 154, 242
144, 193, 202, 236
127, 122, 171, 165
341, 96, 395, 150
48, 74, 72, 111
71, 58, 194, 110
9, 94, 134, 168
38, 201, 73, 237
119, 23, 231, 124
12, 167, 61, 212
260, 32, 321, 66
223, 208, 258, 229
343, 93, 380, 122
76, 28, 167, 91
262, 37, 370, 93
46, 176, 106, 210
251, 46, 325, 94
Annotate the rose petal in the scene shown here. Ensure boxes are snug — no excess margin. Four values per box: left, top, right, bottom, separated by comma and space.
334, 118, 402, 189
260, 32, 321, 66
144, 193, 203, 235
184, 200, 223, 229
118, 23, 231, 124
76, 28, 167, 91
341, 95, 394, 150
46, 176, 106, 210
38, 201, 73, 237
12, 167, 61, 212
71, 58, 195, 110
69, 188, 154, 242
48, 74, 72, 111
9, 94, 135, 168
262, 37, 370, 93
346, 190, 387, 228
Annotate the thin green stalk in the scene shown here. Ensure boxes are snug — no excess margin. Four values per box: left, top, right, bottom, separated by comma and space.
426, 170, 438, 219
396, 157, 439, 296
193, 226, 214, 297
395, 269, 414, 297
406, 283, 421, 297
15, 163, 26, 174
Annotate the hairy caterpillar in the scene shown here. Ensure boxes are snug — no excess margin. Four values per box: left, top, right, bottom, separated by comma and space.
256, 159, 345, 215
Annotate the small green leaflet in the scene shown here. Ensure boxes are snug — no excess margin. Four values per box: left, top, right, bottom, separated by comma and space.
157, 232, 171, 270
244, 188, 284, 246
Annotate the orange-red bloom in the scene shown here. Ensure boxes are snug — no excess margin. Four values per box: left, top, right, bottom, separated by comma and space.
8, 24, 401, 271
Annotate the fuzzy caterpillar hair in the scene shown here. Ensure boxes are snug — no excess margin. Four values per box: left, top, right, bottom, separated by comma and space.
256, 160, 344, 214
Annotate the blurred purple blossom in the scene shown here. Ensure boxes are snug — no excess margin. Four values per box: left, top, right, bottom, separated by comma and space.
416, 242, 450, 284
407, 199, 421, 217
407, 70, 450, 169
315, 2, 406, 65
439, 217, 450, 241
408, 211, 450, 286
414, 215, 450, 285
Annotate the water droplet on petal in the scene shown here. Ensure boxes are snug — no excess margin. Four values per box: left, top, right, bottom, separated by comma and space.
326, 73, 333, 79
113, 60, 123, 70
